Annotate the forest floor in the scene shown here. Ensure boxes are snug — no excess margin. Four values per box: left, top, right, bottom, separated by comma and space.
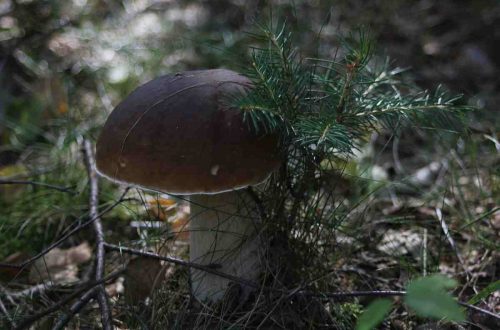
0, 1, 498, 329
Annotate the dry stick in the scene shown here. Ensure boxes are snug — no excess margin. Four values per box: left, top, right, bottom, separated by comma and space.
82, 140, 113, 330
0, 285, 17, 327
0, 179, 75, 193
105, 243, 500, 321
435, 207, 472, 281
13, 268, 124, 330
0, 296, 16, 328
104, 243, 258, 289
104, 243, 401, 296
1, 278, 102, 330
4, 282, 55, 299
51, 287, 99, 330
0, 286, 16, 306
457, 301, 500, 320
3, 281, 102, 300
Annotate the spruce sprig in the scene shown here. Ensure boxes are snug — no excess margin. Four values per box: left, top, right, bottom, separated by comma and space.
235, 22, 471, 159
229, 21, 474, 311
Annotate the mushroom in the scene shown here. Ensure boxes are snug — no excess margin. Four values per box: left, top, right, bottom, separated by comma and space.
96, 69, 280, 302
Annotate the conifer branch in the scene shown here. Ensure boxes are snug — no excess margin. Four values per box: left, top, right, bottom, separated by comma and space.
235, 22, 471, 160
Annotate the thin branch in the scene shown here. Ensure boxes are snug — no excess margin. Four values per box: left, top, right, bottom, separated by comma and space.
104, 243, 258, 289
0, 179, 75, 194
0, 286, 16, 306
309, 290, 406, 300
0, 296, 16, 328
52, 287, 98, 330
81, 140, 113, 330
457, 301, 500, 320
105, 243, 500, 321
4, 282, 55, 299
13, 268, 124, 330
435, 207, 473, 282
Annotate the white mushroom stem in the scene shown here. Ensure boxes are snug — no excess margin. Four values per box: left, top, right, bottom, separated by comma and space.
189, 190, 262, 302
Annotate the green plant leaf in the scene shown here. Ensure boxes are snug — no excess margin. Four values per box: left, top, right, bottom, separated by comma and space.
405, 274, 465, 322
468, 280, 500, 305
355, 299, 393, 330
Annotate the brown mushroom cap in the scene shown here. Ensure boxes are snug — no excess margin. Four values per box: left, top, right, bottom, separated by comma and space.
96, 69, 280, 194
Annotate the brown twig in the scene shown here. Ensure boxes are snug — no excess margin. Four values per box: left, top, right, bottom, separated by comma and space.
104, 243, 258, 289
13, 268, 124, 330
0, 179, 75, 193
81, 140, 113, 330
0, 296, 16, 328
457, 301, 500, 321
105, 243, 500, 321
52, 287, 99, 330
0, 286, 16, 306
105, 243, 405, 302
4, 282, 55, 299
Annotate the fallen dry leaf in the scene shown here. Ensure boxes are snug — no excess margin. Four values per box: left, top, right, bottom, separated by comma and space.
377, 229, 423, 258
29, 241, 92, 284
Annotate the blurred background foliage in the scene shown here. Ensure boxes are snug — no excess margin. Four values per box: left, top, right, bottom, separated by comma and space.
0, 0, 498, 328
